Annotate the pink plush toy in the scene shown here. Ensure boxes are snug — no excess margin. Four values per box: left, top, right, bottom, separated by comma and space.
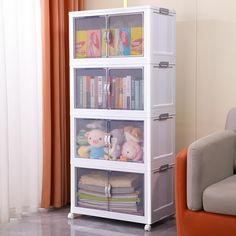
121, 141, 143, 162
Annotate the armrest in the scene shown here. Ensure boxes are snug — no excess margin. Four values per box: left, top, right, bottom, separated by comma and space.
187, 130, 236, 211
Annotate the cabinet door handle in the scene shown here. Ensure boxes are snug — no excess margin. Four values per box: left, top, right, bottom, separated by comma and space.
107, 184, 111, 198
104, 185, 108, 197
104, 134, 108, 145
107, 135, 112, 145
107, 83, 111, 95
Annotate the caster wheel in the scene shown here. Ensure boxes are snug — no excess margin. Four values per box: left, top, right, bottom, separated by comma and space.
68, 212, 75, 219
144, 224, 151, 231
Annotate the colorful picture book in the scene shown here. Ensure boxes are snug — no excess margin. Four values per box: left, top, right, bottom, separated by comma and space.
76, 75, 143, 110
75, 26, 143, 58
75, 31, 87, 58
87, 30, 101, 57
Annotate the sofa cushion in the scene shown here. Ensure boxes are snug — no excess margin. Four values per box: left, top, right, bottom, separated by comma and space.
203, 174, 236, 216
225, 107, 236, 171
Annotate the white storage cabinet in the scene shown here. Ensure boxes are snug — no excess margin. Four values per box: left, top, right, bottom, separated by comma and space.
68, 6, 176, 231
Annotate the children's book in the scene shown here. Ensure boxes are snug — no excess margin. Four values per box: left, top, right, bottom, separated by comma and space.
76, 31, 87, 58
118, 28, 130, 56
101, 29, 106, 57
130, 27, 143, 56
87, 30, 101, 57
108, 29, 118, 56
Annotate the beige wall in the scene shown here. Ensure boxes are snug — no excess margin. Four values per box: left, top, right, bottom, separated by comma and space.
84, 0, 236, 153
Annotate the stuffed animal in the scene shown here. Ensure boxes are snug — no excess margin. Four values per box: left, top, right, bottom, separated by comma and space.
108, 129, 125, 160
77, 129, 88, 146
120, 141, 143, 162
86, 129, 106, 159
124, 126, 143, 143
78, 146, 89, 158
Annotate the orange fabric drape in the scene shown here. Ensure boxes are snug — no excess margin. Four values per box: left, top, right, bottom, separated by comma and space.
41, 0, 84, 208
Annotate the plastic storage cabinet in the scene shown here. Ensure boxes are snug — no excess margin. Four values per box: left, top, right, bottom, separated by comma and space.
68, 6, 176, 231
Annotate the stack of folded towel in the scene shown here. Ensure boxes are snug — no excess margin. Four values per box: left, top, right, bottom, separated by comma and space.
77, 171, 143, 215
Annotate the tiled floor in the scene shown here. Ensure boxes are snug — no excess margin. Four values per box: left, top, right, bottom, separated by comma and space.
0, 207, 176, 236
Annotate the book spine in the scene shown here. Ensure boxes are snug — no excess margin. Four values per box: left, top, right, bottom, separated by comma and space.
86, 76, 90, 108
111, 77, 116, 109
119, 77, 123, 109
82, 76, 87, 108
98, 76, 103, 108
94, 77, 98, 108
134, 79, 140, 110
102, 79, 106, 109
131, 78, 135, 110
126, 76, 131, 110
115, 77, 120, 109
140, 79, 144, 110
123, 76, 127, 109
79, 76, 83, 108
90, 77, 95, 108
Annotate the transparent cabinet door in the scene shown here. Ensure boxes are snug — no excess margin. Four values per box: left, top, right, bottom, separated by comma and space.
109, 68, 144, 110
108, 171, 144, 216
109, 120, 144, 163
108, 13, 143, 57
75, 119, 108, 159
76, 168, 144, 216
74, 68, 107, 109
74, 16, 106, 58
76, 168, 109, 211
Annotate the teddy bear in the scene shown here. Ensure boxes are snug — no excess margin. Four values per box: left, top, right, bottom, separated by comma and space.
86, 129, 106, 159
120, 141, 143, 162
124, 126, 143, 143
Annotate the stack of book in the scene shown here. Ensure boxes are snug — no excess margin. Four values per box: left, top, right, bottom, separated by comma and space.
76, 75, 143, 110
77, 171, 143, 215
75, 27, 143, 58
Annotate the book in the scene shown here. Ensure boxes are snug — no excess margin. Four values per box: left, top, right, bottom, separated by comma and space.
131, 78, 135, 109
118, 28, 131, 56
108, 29, 119, 56
126, 76, 132, 109
140, 79, 144, 110
122, 77, 127, 109
90, 77, 95, 108
130, 27, 143, 56
82, 76, 87, 108
101, 29, 106, 57
86, 76, 90, 108
76, 31, 87, 58
97, 76, 103, 108
87, 30, 101, 57
134, 79, 140, 110
79, 76, 83, 108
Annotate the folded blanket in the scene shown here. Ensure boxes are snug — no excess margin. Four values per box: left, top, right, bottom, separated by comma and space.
78, 192, 140, 203
78, 183, 136, 194
79, 171, 141, 188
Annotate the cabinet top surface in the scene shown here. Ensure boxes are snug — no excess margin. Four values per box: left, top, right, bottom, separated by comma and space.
69, 5, 176, 16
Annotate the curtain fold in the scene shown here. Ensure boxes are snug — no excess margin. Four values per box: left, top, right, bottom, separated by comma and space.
41, 0, 84, 208
0, 0, 42, 223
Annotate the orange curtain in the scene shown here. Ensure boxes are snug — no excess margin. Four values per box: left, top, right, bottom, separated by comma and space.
41, 0, 84, 208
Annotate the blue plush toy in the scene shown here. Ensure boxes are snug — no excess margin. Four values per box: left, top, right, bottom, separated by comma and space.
86, 129, 106, 159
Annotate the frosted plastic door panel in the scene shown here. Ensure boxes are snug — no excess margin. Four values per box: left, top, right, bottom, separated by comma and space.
109, 120, 144, 163
151, 167, 175, 221
151, 65, 175, 109
108, 14, 143, 57
74, 68, 107, 109
151, 116, 175, 166
76, 168, 109, 211
151, 13, 175, 58
108, 171, 144, 216
75, 118, 108, 159
108, 68, 144, 110
74, 16, 106, 58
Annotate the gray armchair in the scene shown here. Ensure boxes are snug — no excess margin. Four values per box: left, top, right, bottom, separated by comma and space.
187, 108, 236, 215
